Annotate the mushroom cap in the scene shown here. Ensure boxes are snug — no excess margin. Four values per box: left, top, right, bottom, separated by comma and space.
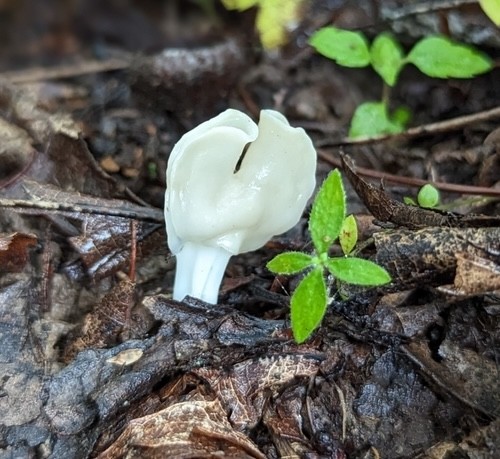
165, 108, 317, 256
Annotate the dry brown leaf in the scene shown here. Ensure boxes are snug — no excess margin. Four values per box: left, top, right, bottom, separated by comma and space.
0, 232, 37, 272
195, 354, 320, 431
263, 386, 311, 458
403, 340, 500, 418
0, 132, 165, 281
106, 348, 144, 366
423, 418, 500, 459
0, 81, 80, 144
97, 398, 266, 459
62, 278, 153, 362
0, 117, 35, 187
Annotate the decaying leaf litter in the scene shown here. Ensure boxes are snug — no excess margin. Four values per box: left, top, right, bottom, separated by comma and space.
0, 1, 499, 458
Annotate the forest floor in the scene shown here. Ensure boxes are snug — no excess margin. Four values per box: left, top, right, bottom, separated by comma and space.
0, 1, 499, 458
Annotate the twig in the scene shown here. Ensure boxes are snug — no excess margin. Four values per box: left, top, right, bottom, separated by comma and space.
1, 58, 130, 84
0, 150, 37, 188
129, 220, 137, 282
319, 106, 500, 147
237, 83, 260, 120
0, 197, 164, 222
333, 382, 348, 442
317, 149, 500, 197
383, 0, 478, 21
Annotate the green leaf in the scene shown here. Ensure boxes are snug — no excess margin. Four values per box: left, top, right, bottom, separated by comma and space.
309, 27, 370, 68
267, 251, 314, 274
290, 268, 327, 343
392, 105, 412, 127
370, 33, 405, 86
480, 0, 500, 26
309, 169, 346, 255
407, 36, 493, 78
417, 183, 440, 208
339, 215, 358, 255
326, 257, 391, 286
403, 196, 417, 206
348, 101, 407, 139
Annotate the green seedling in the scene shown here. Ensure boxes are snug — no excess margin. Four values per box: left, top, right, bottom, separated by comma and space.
417, 183, 440, 208
309, 28, 493, 139
404, 183, 440, 208
405, 184, 500, 211
267, 169, 391, 343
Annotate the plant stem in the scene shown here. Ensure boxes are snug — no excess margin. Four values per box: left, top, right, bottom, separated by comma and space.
381, 83, 391, 106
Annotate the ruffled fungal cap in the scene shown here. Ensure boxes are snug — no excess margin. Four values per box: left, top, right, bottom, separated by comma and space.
165, 108, 316, 303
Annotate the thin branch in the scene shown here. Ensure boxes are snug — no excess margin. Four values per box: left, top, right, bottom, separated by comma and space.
383, 0, 478, 21
0, 197, 164, 222
319, 106, 500, 147
317, 149, 500, 197
1, 58, 130, 84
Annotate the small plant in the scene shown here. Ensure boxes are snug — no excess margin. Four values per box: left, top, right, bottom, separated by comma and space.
309, 28, 493, 139
267, 169, 391, 343
404, 183, 441, 208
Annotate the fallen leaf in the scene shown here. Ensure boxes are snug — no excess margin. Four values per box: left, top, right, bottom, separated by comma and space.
100, 156, 121, 174
403, 340, 500, 418
62, 278, 153, 362
97, 397, 266, 459
0, 232, 37, 272
195, 354, 320, 431
0, 117, 35, 187
106, 348, 144, 366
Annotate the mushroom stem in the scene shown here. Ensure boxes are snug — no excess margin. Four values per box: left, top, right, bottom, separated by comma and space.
173, 241, 232, 304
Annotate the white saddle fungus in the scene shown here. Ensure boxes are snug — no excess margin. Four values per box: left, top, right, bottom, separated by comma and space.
165, 109, 316, 304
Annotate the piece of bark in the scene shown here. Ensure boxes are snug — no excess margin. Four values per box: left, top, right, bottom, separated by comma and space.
373, 227, 500, 288
402, 340, 500, 418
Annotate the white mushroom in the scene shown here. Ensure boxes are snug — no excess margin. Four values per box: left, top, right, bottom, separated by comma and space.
165, 109, 316, 304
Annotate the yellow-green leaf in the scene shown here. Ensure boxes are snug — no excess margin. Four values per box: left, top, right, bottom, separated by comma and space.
220, 0, 306, 49
256, 0, 307, 49
339, 214, 358, 255
417, 184, 440, 208
480, 0, 500, 25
